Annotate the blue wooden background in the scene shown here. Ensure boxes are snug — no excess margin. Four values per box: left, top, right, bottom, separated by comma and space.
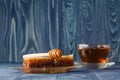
0, 0, 120, 63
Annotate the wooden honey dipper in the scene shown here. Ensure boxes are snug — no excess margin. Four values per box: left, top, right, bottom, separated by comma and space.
48, 49, 63, 63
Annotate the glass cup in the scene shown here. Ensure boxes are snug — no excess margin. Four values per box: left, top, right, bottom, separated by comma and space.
77, 44, 111, 69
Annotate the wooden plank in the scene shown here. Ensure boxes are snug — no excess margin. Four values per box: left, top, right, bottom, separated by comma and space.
0, 0, 120, 62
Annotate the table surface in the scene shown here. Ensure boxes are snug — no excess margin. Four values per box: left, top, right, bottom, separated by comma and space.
0, 62, 120, 80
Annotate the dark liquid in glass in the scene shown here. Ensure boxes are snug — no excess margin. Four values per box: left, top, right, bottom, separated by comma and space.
78, 47, 110, 63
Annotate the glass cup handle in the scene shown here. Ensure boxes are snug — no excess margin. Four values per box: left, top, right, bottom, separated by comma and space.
108, 49, 116, 62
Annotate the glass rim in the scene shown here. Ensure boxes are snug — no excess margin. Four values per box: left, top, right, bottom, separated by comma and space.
77, 44, 110, 48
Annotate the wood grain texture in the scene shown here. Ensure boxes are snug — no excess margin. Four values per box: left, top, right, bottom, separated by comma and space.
0, 63, 120, 80
0, 0, 120, 62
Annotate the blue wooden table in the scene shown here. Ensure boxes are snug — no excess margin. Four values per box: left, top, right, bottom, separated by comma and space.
0, 62, 120, 80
